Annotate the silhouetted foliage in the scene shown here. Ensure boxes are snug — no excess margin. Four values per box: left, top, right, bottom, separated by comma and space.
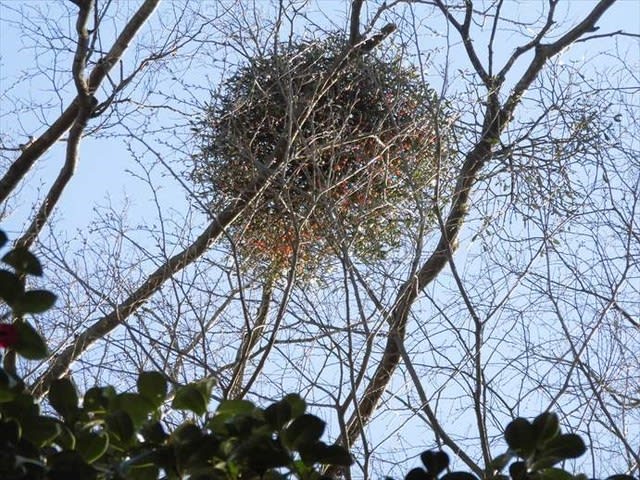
1, 230, 636, 480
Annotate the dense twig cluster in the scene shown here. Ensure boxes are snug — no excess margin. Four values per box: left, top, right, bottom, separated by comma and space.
190, 36, 448, 274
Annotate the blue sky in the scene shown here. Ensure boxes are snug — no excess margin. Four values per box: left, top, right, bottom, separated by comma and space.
1, 1, 639, 475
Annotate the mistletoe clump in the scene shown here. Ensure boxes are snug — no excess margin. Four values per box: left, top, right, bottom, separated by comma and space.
190, 34, 450, 275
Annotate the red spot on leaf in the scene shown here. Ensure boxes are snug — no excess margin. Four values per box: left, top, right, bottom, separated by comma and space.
0, 323, 19, 348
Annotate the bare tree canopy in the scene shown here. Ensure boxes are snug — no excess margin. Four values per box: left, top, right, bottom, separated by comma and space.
1, 0, 638, 477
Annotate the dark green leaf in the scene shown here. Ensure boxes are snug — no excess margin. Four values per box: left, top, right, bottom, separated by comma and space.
264, 399, 292, 429
509, 461, 527, 480
127, 464, 160, 480
298, 440, 325, 465
49, 377, 79, 420
20, 415, 62, 447
189, 472, 228, 480
0, 269, 24, 304
216, 398, 255, 416
530, 456, 562, 471
83, 385, 116, 413
2, 247, 42, 276
183, 433, 220, 468
48, 451, 97, 480
227, 409, 260, 436
76, 430, 109, 463
605, 476, 638, 480
137, 371, 168, 407
140, 420, 168, 444
544, 433, 586, 459
283, 393, 306, 418
0, 368, 19, 402
113, 392, 155, 427
56, 422, 77, 450
421, 450, 449, 475
125, 449, 166, 468
231, 434, 291, 471
206, 398, 256, 435
0, 418, 21, 444
312, 443, 353, 466
532, 412, 559, 445
194, 376, 216, 401
106, 410, 135, 444
488, 452, 513, 472
206, 414, 229, 436
172, 384, 208, 416
170, 423, 203, 445
261, 471, 290, 480
12, 320, 48, 359
405, 468, 431, 480
193, 472, 226, 480
2, 391, 39, 418
0, 230, 7, 248
537, 468, 574, 480
0, 386, 16, 402
504, 418, 536, 456
282, 414, 325, 450
14, 289, 57, 314
441, 473, 478, 480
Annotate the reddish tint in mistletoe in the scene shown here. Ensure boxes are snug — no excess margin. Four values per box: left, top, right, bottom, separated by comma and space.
0, 323, 19, 348
190, 34, 451, 274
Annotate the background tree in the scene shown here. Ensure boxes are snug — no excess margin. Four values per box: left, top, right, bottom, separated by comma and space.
1, 0, 638, 478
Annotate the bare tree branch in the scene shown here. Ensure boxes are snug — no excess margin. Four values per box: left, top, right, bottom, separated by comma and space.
0, 0, 161, 204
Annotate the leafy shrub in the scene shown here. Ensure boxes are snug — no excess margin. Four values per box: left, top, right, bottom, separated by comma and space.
1, 230, 635, 480
2, 374, 352, 479
0, 229, 351, 479
401, 412, 637, 480
0, 230, 50, 364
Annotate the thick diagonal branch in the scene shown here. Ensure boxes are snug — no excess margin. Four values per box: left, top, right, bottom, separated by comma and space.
30, 139, 290, 399
226, 278, 274, 400
328, 0, 618, 475
338, 119, 499, 458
